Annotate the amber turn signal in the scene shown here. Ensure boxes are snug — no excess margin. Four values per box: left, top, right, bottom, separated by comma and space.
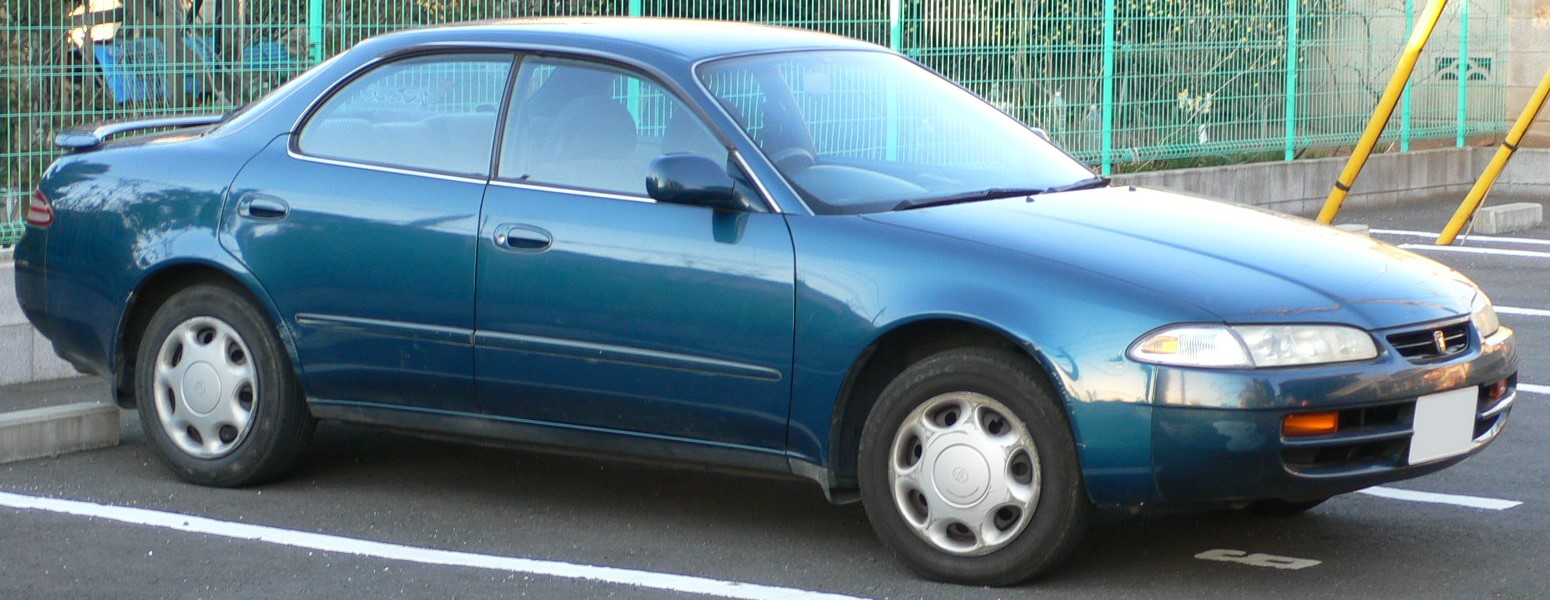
1486, 378, 1511, 401
1283, 411, 1339, 437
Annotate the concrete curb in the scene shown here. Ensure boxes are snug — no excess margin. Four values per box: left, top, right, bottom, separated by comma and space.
1474, 202, 1543, 234
0, 402, 120, 464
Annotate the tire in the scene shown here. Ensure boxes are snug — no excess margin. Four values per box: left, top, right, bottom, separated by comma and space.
858, 347, 1090, 586
1242, 497, 1330, 517
135, 282, 314, 487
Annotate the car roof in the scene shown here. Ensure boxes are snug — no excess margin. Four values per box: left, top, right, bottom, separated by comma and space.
367, 17, 882, 63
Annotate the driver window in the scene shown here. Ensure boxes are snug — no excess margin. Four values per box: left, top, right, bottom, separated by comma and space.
498, 58, 724, 195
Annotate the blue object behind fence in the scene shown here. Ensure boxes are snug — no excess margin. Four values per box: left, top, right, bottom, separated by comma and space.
93, 37, 289, 103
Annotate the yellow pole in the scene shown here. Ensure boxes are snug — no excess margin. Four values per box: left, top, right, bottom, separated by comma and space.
1437, 66, 1550, 245
1316, 0, 1450, 224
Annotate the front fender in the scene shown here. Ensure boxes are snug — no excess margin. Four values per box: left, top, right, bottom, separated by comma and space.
786, 214, 1212, 505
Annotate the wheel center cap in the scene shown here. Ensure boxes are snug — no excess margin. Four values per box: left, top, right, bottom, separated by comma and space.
932, 443, 991, 506
182, 362, 222, 415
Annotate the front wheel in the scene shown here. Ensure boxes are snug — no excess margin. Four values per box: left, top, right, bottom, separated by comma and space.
859, 348, 1089, 586
135, 283, 314, 487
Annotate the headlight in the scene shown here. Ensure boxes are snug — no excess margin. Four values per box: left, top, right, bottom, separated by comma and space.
1129, 324, 1377, 368
1128, 326, 1251, 368
1470, 292, 1500, 338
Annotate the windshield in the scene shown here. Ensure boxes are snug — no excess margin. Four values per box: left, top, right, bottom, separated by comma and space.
699, 50, 1097, 215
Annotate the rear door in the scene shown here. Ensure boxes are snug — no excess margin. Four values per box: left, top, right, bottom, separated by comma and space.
223, 52, 515, 413
473, 56, 797, 450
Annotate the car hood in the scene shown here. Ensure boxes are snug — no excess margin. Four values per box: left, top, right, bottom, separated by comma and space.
861, 186, 1479, 330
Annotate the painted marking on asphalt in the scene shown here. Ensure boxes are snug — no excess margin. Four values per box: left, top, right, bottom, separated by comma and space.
0, 492, 869, 600
1372, 229, 1550, 246
1358, 486, 1522, 510
1397, 244, 1550, 259
1519, 383, 1550, 396
1497, 306, 1550, 318
1194, 549, 1321, 570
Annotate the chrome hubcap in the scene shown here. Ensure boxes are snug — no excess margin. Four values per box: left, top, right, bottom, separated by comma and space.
889, 392, 1039, 556
153, 316, 257, 458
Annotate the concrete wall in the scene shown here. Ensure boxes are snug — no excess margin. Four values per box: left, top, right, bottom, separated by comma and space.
1113, 147, 1500, 217
1509, 0, 1550, 147
1496, 144, 1550, 195
0, 252, 80, 386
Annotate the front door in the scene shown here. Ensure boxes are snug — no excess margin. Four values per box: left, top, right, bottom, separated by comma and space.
474, 56, 796, 450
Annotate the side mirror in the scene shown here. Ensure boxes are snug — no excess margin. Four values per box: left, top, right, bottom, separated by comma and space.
647, 154, 748, 211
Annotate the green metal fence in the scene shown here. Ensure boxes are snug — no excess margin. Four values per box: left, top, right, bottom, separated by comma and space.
0, 0, 1511, 247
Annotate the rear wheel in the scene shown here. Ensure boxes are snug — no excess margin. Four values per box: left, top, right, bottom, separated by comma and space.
136, 283, 313, 487
859, 347, 1089, 585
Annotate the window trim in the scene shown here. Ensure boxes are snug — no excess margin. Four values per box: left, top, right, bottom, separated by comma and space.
488, 179, 654, 204
284, 150, 491, 185
289, 49, 519, 179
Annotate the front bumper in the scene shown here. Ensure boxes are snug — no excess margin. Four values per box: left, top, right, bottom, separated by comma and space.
1147, 325, 1516, 504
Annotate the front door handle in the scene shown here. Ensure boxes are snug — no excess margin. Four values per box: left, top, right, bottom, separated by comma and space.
494, 224, 553, 253
237, 194, 289, 220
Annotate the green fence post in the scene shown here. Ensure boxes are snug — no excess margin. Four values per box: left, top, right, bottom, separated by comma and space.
308, 0, 324, 64
1401, 0, 1414, 152
1286, 0, 1300, 161
629, 0, 642, 17
1458, 0, 1470, 146
888, 0, 902, 52
1101, 0, 1116, 176
886, 0, 903, 160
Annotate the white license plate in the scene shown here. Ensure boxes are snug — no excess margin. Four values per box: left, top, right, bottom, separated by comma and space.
1408, 387, 1478, 465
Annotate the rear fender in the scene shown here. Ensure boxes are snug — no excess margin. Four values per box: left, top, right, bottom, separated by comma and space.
112, 258, 301, 409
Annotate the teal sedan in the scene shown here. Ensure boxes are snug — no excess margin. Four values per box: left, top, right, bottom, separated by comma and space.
15, 19, 1516, 585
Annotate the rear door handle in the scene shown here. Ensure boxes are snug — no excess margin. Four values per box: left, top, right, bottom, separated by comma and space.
237, 194, 289, 220
493, 224, 553, 253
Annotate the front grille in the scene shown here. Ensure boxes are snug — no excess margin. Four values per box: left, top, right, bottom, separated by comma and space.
1386, 321, 1470, 363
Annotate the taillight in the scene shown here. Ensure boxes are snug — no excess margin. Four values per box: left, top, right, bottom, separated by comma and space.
26, 189, 54, 228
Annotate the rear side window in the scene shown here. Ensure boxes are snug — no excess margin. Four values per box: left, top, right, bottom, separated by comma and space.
298, 54, 513, 177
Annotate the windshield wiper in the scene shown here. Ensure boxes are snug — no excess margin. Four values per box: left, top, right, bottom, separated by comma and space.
1036, 175, 1111, 195
892, 177, 1112, 211
893, 188, 1050, 211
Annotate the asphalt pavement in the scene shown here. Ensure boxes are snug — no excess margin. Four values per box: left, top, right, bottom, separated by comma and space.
2, 196, 1548, 599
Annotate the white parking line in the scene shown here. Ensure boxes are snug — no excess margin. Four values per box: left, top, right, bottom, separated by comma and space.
1519, 383, 1550, 396
1358, 486, 1522, 510
1398, 244, 1550, 259
0, 491, 869, 600
1497, 306, 1550, 318
1372, 229, 1550, 246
